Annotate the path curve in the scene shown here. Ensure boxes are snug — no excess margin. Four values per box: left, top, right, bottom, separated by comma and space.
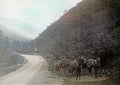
0, 54, 46, 85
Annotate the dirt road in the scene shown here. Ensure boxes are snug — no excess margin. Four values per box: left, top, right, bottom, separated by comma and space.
0, 54, 46, 85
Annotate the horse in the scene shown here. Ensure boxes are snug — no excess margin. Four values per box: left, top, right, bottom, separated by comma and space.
52, 59, 71, 76
69, 59, 82, 80
86, 58, 101, 78
52, 60, 64, 75
59, 59, 71, 76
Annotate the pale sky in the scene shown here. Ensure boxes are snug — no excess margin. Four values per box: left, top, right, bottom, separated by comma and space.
0, 0, 83, 39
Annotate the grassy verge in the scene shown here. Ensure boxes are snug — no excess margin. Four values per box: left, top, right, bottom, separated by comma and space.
0, 53, 27, 77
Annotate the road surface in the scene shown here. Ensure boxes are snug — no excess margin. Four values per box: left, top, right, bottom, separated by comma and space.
0, 54, 46, 85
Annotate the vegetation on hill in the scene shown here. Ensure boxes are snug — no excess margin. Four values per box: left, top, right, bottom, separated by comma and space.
0, 30, 26, 76
28, 0, 120, 68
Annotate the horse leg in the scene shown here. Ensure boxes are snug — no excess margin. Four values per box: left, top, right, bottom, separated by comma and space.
61, 68, 64, 76
75, 69, 80, 80
79, 70, 81, 80
71, 69, 74, 77
69, 68, 72, 77
79, 73, 81, 80
59, 68, 63, 76
57, 67, 61, 75
75, 72, 78, 80
88, 67, 92, 77
76, 71, 81, 80
94, 66, 98, 78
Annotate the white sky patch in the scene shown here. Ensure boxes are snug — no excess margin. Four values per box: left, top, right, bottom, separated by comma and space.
0, 0, 83, 39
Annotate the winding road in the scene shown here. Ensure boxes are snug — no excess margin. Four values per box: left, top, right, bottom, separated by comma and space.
0, 54, 46, 85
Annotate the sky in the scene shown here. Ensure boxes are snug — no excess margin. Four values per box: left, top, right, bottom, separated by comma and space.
0, 0, 83, 39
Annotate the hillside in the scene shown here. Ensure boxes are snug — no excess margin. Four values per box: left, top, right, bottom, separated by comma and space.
0, 25, 28, 41
0, 24, 32, 53
28, 0, 120, 68
0, 18, 33, 54
0, 30, 26, 76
